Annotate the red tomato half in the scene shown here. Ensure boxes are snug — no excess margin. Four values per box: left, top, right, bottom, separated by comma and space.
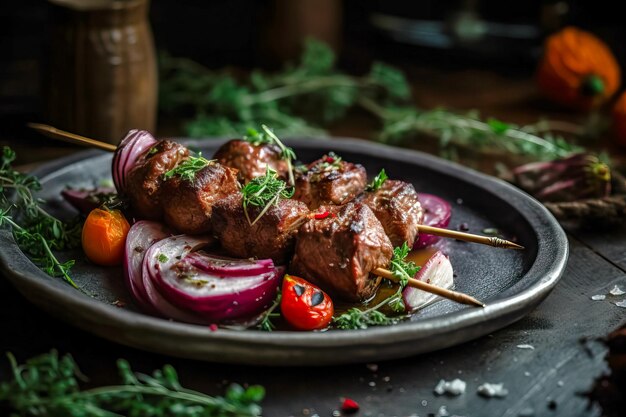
281, 275, 334, 330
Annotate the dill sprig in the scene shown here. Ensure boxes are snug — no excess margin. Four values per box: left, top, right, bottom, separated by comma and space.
366, 169, 388, 192
257, 292, 282, 331
244, 125, 297, 185
0, 146, 82, 288
241, 168, 294, 225
163, 153, 213, 182
0, 350, 264, 417
333, 296, 400, 330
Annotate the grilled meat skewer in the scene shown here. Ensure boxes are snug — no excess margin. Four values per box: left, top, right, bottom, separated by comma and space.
293, 153, 367, 210
126, 140, 189, 220
214, 139, 290, 184
291, 202, 394, 302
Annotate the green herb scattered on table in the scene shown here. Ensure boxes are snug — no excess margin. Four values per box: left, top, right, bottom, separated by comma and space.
159, 39, 583, 162
0, 350, 264, 417
0, 146, 81, 288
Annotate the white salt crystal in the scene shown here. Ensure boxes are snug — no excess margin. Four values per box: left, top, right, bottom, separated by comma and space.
615, 299, 626, 308
436, 405, 450, 417
477, 382, 509, 398
591, 294, 606, 301
433, 378, 467, 396
609, 285, 626, 296
516, 344, 535, 350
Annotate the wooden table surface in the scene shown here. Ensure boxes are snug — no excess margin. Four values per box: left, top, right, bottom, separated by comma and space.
1, 69, 625, 416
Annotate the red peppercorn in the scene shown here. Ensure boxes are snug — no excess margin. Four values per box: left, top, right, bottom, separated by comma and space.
341, 398, 360, 414
325, 156, 335, 163
314, 211, 330, 220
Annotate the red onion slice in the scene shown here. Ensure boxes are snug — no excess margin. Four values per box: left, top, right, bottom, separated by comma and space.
61, 187, 116, 215
185, 252, 275, 277
146, 236, 280, 322
112, 130, 157, 195
402, 251, 454, 312
123, 221, 172, 314
413, 193, 452, 249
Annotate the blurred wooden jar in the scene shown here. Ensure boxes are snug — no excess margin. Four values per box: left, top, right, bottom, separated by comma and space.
46, 0, 156, 144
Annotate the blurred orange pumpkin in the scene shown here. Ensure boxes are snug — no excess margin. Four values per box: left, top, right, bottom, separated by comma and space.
612, 91, 626, 147
537, 27, 620, 110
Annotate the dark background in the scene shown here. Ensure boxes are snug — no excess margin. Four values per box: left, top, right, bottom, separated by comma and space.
2, 0, 626, 162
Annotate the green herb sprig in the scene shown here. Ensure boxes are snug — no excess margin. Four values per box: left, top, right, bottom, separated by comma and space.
366, 169, 388, 192
160, 39, 585, 164
244, 125, 297, 185
0, 146, 81, 288
386, 242, 421, 312
257, 292, 281, 331
333, 296, 400, 330
163, 154, 214, 182
241, 168, 294, 225
0, 350, 264, 417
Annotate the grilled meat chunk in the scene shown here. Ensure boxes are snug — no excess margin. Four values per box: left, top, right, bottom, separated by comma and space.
214, 139, 289, 183
360, 180, 424, 247
160, 163, 240, 234
291, 202, 393, 301
126, 140, 189, 220
211, 194, 309, 264
293, 153, 367, 209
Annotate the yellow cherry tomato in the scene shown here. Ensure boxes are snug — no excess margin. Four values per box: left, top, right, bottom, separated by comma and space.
82, 208, 130, 266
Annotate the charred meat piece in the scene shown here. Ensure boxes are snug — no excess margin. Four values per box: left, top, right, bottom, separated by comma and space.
293, 153, 367, 210
211, 193, 309, 264
160, 163, 240, 234
125, 140, 189, 220
291, 202, 393, 302
360, 180, 424, 247
214, 139, 289, 183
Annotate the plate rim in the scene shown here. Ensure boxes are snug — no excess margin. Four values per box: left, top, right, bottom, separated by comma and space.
0, 138, 569, 363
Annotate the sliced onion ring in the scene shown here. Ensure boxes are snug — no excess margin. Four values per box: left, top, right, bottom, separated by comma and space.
112, 130, 157, 195
123, 221, 172, 314
146, 236, 280, 322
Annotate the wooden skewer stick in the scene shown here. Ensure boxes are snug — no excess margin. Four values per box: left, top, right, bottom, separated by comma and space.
417, 224, 524, 250
28, 123, 524, 252
373, 267, 485, 308
27, 123, 117, 152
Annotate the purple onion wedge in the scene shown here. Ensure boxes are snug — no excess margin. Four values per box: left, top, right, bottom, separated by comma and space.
146, 235, 281, 323
112, 129, 157, 196
123, 221, 173, 314
402, 251, 454, 312
413, 193, 452, 249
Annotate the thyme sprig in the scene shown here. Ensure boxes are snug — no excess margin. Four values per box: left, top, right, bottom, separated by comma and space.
0, 146, 82, 288
257, 292, 282, 331
241, 168, 294, 225
366, 169, 388, 192
333, 296, 400, 330
160, 39, 585, 164
0, 351, 264, 417
163, 153, 214, 182
244, 125, 297, 185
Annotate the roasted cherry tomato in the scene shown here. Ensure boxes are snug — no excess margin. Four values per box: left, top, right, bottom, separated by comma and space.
280, 274, 334, 330
82, 208, 130, 266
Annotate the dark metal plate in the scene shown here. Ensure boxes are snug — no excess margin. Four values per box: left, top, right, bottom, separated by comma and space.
0, 138, 568, 365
